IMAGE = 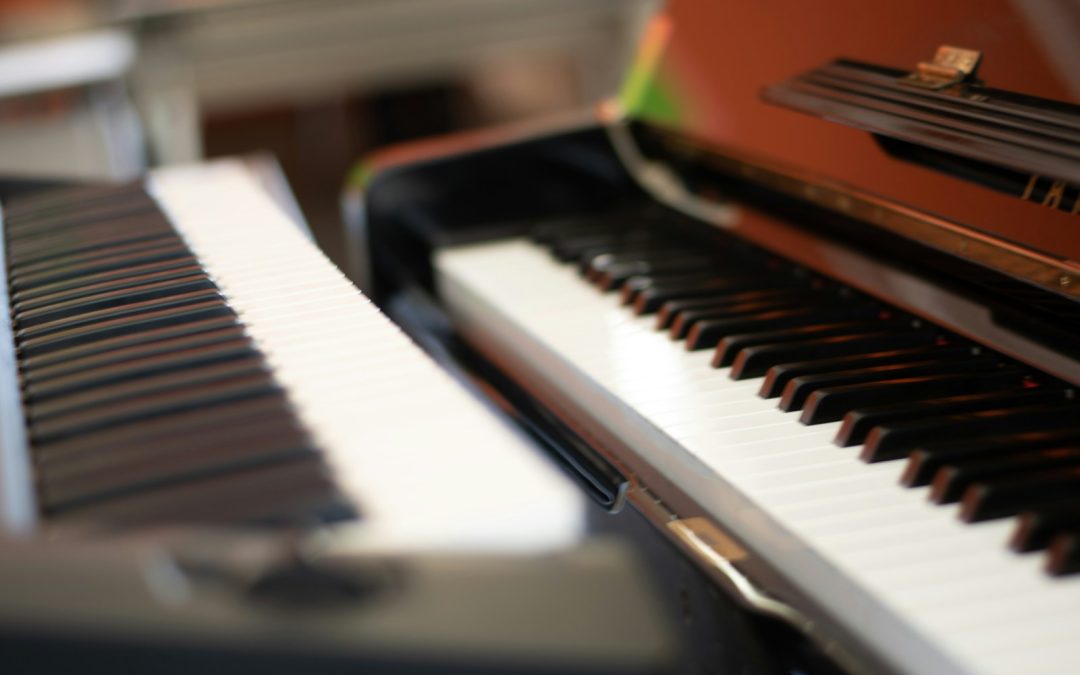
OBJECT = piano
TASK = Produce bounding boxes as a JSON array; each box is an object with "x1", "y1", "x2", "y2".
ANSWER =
[
  {"x1": 0, "y1": 160, "x2": 682, "y2": 672},
  {"x1": 348, "y1": 1, "x2": 1080, "y2": 674}
]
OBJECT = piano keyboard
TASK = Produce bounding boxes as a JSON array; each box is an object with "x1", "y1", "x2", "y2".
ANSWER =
[
  {"x1": 435, "y1": 217, "x2": 1080, "y2": 675},
  {"x1": 4, "y1": 182, "x2": 348, "y2": 527},
  {"x1": 0, "y1": 160, "x2": 584, "y2": 550}
]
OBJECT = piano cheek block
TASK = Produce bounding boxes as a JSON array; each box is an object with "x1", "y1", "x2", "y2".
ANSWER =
[{"x1": 461, "y1": 350, "x2": 630, "y2": 512}]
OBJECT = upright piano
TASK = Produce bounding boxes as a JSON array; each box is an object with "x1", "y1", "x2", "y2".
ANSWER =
[{"x1": 351, "y1": 1, "x2": 1080, "y2": 674}]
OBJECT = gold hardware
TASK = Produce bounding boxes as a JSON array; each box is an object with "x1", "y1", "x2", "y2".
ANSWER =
[
  {"x1": 667, "y1": 517, "x2": 749, "y2": 563},
  {"x1": 1021, "y1": 175, "x2": 1079, "y2": 215},
  {"x1": 1043, "y1": 180, "x2": 1066, "y2": 209},
  {"x1": 1022, "y1": 174, "x2": 1039, "y2": 201},
  {"x1": 901, "y1": 45, "x2": 983, "y2": 90}
]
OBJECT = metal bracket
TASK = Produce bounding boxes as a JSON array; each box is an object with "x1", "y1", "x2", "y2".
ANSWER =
[{"x1": 900, "y1": 45, "x2": 982, "y2": 90}]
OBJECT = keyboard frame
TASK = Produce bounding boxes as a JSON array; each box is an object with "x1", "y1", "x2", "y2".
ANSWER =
[{"x1": 0, "y1": 194, "x2": 41, "y2": 533}]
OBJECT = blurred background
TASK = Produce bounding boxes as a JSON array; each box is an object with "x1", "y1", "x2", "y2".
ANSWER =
[{"x1": 0, "y1": 0, "x2": 655, "y2": 266}]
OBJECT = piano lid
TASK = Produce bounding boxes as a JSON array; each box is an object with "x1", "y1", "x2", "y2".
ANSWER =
[{"x1": 616, "y1": 0, "x2": 1080, "y2": 264}]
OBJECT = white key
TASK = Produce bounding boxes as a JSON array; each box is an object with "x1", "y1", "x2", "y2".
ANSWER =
[{"x1": 148, "y1": 162, "x2": 585, "y2": 553}]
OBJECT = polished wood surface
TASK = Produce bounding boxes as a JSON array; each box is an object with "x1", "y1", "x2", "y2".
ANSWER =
[{"x1": 621, "y1": 0, "x2": 1080, "y2": 261}]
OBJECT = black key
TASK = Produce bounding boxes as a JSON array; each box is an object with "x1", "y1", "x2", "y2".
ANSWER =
[
  {"x1": 14, "y1": 276, "x2": 216, "y2": 329},
  {"x1": 9, "y1": 233, "x2": 170, "y2": 274},
  {"x1": 9, "y1": 251, "x2": 198, "y2": 298},
  {"x1": 548, "y1": 230, "x2": 660, "y2": 262},
  {"x1": 29, "y1": 357, "x2": 268, "y2": 422},
  {"x1": 6, "y1": 208, "x2": 166, "y2": 245},
  {"x1": 581, "y1": 246, "x2": 700, "y2": 277},
  {"x1": 8, "y1": 219, "x2": 173, "y2": 266},
  {"x1": 863, "y1": 403, "x2": 1080, "y2": 463},
  {"x1": 632, "y1": 275, "x2": 779, "y2": 313},
  {"x1": 5, "y1": 192, "x2": 156, "y2": 237},
  {"x1": 1048, "y1": 531, "x2": 1080, "y2": 576},
  {"x1": 757, "y1": 345, "x2": 971, "y2": 397},
  {"x1": 594, "y1": 255, "x2": 718, "y2": 291},
  {"x1": 686, "y1": 304, "x2": 882, "y2": 351},
  {"x1": 40, "y1": 408, "x2": 304, "y2": 481},
  {"x1": 842, "y1": 387, "x2": 1071, "y2": 450},
  {"x1": 620, "y1": 271, "x2": 718, "y2": 306},
  {"x1": 12, "y1": 257, "x2": 196, "y2": 304},
  {"x1": 38, "y1": 404, "x2": 301, "y2": 478},
  {"x1": 35, "y1": 394, "x2": 289, "y2": 465},
  {"x1": 24, "y1": 324, "x2": 247, "y2": 385},
  {"x1": 16, "y1": 288, "x2": 224, "y2": 342},
  {"x1": 9, "y1": 233, "x2": 177, "y2": 275},
  {"x1": 39, "y1": 406, "x2": 296, "y2": 481},
  {"x1": 31, "y1": 372, "x2": 280, "y2": 444},
  {"x1": 929, "y1": 447, "x2": 1080, "y2": 504},
  {"x1": 730, "y1": 330, "x2": 936, "y2": 381},
  {"x1": 25, "y1": 339, "x2": 258, "y2": 402},
  {"x1": 960, "y1": 466, "x2": 1080, "y2": 522},
  {"x1": 41, "y1": 418, "x2": 315, "y2": 513},
  {"x1": 18, "y1": 300, "x2": 234, "y2": 358},
  {"x1": 671, "y1": 296, "x2": 822, "y2": 341},
  {"x1": 670, "y1": 288, "x2": 843, "y2": 338},
  {"x1": 5, "y1": 184, "x2": 147, "y2": 228},
  {"x1": 901, "y1": 424, "x2": 1080, "y2": 487},
  {"x1": 1012, "y1": 499, "x2": 1080, "y2": 552},
  {"x1": 8, "y1": 225, "x2": 173, "y2": 269},
  {"x1": 801, "y1": 369, "x2": 1027, "y2": 425},
  {"x1": 20, "y1": 314, "x2": 238, "y2": 369},
  {"x1": 656, "y1": 288, "x2": 798, "y2": 329},
  {"x1": 12, "y1": 261, "x2": 205, "y2": 308},
  {"x1": 11, "y1": 241, "x2": 190, "y2": 292},
  {"x1": 51, "y1": 456, "x2": 353, "y2": 528},
  {"x1": 779, "y1": 356, "x2": 1002, "y2": 413}
]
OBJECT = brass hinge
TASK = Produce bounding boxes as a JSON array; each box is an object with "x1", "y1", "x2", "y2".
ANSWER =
[{"x1": 901, "y1": 45, "x2": 983, "y2": 90}]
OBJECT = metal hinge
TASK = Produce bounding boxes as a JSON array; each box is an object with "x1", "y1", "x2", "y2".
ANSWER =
[{"x1": 901, "y1": 45, "x2": 983, "y2": 90}]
